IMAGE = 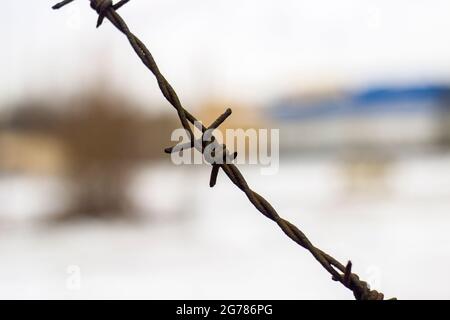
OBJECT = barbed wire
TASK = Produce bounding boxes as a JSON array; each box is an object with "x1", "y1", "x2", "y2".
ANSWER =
[{"x1": 52, "y1": 0, "x2": 395, "y2": 300}]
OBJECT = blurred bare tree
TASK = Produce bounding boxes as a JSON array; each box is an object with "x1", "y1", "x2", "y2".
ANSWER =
[{"x1": 1, "y1": 90, "x2": 177, "y2": 221}]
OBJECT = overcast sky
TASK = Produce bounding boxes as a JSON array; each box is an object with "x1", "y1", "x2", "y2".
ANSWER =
[{"x1": 2, "y1": 0, "x2": 450, "y2": 111}]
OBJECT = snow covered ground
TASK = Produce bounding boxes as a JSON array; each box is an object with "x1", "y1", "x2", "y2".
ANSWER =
[{"x1": 0, "y1": 154, "x2": 450, "y2": 299}]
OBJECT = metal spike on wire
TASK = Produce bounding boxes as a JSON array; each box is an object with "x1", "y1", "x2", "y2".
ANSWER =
[{"x1": 52, "y1": 0, "x2": 395, "y2": 300}]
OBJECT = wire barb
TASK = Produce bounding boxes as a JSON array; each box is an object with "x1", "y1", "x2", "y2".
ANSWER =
[
  {"x1": 52, "y1": 0, "x2": 76, "y2": 10},
  {"x1": 209, "y1": 165, "x2": 220, "y2": 188},
  {"x1": 52, "y1": 1, "x2": 395, "y2": 300},
  {"x1": 53, "y1": 0, "x2": 131, "y2": 28},
  {"x1": 209, "y1": 108, "x2": 232, "y2": 129},
  {"x1": 343, "y1": 261, "x2": 353, "y2": 287}
]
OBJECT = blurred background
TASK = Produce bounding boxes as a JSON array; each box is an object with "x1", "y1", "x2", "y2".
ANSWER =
[{"x1": 1, "y1": 0, "x2": 450, "y2": 299}]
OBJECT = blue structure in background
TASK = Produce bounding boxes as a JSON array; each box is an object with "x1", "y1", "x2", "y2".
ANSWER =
[{"x1": 269, "y1": 84, "x2": 450, "y2": 122}]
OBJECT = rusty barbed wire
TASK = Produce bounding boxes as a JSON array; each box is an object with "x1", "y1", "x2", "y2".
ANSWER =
[{"x1": 52, "y1": 0, "x2": 394, "y2": 300}]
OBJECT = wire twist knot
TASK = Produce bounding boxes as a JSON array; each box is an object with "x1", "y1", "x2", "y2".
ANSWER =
[
  {"x1": 164, "y1": 108, "x2": 238, "y2": 188},
  {"x1": 53, "y1": 0, "x2": 130, "y2": 27},
  {"x1": 352, "y1": 276, "x2": 385, "y2": 300}
]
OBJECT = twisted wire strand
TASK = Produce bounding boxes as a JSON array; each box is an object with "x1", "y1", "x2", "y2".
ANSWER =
[{"x1": 52, "y1": 0, "x2": 394, "y2": 300}]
